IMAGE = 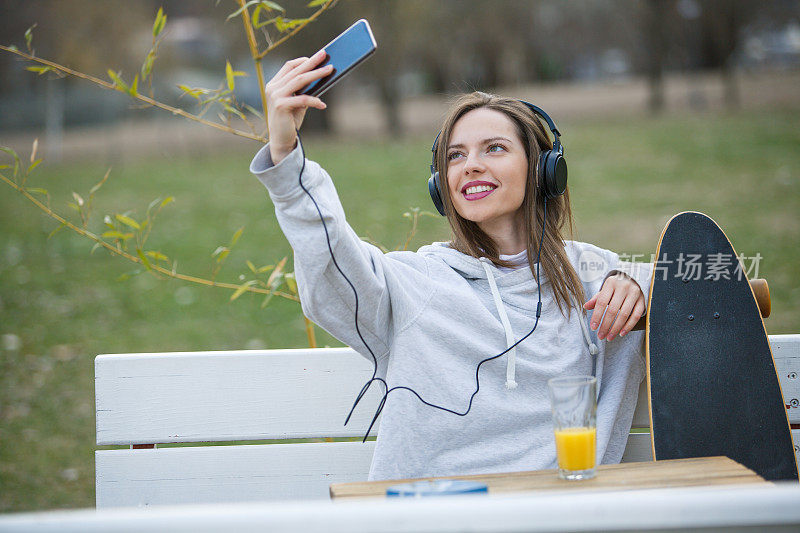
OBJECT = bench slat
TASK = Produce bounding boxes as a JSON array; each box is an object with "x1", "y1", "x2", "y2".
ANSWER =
[
  {"x1": 95, "y1": 348, "x2": 384, "y2": 444},
  {"x1": 96, "y1": 441, "x2": 375, "y2": 507},
  {"x1": 95, "y1": 430, "x2": 800, "y2": 508}
]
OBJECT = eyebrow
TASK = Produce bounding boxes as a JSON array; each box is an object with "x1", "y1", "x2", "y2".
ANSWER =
[{"x1": 446, "y1": 136, "x2": 513, "y2": 151}]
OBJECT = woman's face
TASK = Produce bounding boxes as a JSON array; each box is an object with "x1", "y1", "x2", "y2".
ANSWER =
[{"x1": 445, "y1": 107, "x2": 529, "y2": 232}]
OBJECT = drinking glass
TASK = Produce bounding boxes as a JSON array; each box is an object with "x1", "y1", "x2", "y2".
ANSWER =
[{"x1": 547, "y1": 375, "x2": 597, "y2": 480}]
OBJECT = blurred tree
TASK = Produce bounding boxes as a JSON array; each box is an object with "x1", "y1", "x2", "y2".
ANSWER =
[
  {"x1": 643, "y1": 0, "x2": 675, "y2": 113},
  {"x1": 697, "y1": 0, "x2": 755, "y2": 109}
]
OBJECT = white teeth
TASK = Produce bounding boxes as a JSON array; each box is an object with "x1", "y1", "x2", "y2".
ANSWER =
[{"x1": 464, "y1": 185, "x2": 496, "y2": 195}]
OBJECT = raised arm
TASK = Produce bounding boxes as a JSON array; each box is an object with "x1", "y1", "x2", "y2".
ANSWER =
[{"x1": 250, "y1": 54, "x2": 430, "y2": 361}]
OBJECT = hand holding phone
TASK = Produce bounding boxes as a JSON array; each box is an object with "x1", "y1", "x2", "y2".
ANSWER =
[{"x1": 263, "y1": 20, "x2": 376, "y2": 163}]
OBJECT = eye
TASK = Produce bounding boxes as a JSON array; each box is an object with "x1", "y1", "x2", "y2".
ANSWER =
[
  {"x1": 447, "y1": 151, "x2": 463, "y2": 161},
  {"x1": 488, "y1": 143, "x2": 506, "y2": 153}
]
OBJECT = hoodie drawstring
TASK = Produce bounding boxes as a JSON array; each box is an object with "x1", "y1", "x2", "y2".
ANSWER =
[
  {"x1": 480, "y1": 258, "x2": 600, "y2": 391},
  {"x1": 578, "y1": 303, "x2": 600, "y2": 357},
  {"x1": 480, "y1": 258, "x2": 518, "y2": 389}
]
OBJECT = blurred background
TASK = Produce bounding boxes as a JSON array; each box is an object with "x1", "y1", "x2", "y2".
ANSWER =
[{"x1": 1, "y1": 0, "x2": 799, "y2": 512}]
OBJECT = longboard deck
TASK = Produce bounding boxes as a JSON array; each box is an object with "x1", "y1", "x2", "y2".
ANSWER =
[{"x1": 646, "y1": 211, "x2": 798, "y2": 481}]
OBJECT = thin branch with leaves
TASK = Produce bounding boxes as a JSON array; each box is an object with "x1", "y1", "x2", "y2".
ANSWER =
[{"x1": 0, "y1": 1, "x2": 424, "y2": 349}]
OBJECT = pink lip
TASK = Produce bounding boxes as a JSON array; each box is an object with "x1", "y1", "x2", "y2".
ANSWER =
[{"x1": 461, "y1": 180, "x2": 497, "y2": 201}]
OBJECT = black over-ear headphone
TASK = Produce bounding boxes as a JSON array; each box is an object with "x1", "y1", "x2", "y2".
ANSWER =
[{"x1": 427, "y1": 100, "x2": 567, "y2": 217}]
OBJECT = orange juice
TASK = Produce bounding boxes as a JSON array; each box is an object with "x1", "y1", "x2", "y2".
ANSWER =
[{"x1": 554, "y1": 427, "x2": 596, "y2": 470}]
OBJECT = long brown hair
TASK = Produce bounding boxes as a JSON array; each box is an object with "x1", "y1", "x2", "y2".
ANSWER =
[{"x1": 434, "y1": 92, "x2": 585, "y2": 315}]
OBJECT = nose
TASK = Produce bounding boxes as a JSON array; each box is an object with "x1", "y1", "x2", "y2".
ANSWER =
[{"x1": 463, "y1": 152, "x2": 484, "y2": 175}]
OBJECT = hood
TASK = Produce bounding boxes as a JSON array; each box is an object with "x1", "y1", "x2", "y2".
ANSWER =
[
  {"x1": 417, "y1": 242, "x2": 550, "y2": 285},
  {"x1": 416, "y1": 241, "x2": 598, "y2": 389}
]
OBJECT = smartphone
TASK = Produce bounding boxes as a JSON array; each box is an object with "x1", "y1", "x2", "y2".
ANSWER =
[{"x1": 298, "y1": 19, "x2": 377, "y2": 97}]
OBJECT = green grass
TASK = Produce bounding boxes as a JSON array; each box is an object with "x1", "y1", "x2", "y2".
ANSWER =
[{"x1": 1, "y1": 108, "x2": 799, "y2": 512}]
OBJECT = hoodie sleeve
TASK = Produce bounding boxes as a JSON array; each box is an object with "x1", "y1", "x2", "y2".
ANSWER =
[{"x1": 249, "y1": 142, "x2": 428, "y2": 360}]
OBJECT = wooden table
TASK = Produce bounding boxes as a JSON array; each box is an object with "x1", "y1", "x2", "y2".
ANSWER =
[{"x1": 330, "y1": 456, "x2": 767, "y2": 499}]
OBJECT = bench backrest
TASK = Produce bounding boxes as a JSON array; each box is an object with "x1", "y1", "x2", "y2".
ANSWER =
[{"x1": 95, "y1": 334, "x2": 800, "y2": 508}]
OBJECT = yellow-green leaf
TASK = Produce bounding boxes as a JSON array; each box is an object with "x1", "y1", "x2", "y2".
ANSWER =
[
  {"x1": 243, "y1": 104, "x2": 263, "y2": 119},
  {"x1": 25, "y1": 187, "x2": 48, "y2": 196},
  {"x1": 102, "y1": 230, "x2": 134, "y2": 240},
  {"x1": 153, "y1": 7, "x2": 167, "y2": 37},
  {"x1": 24, "y1": 24, "x2": 36, "y2": 51},
  {"x1": 284, "y1": 272, "x2": 297, "y2": 294},
  {"x1": 115, "y1": 214, "x2": 141, "y2": 230},
  {"x1": 129, "y1": 74, "x2": 139, "y2": 97},
  {"x1": 90, "y1": 168, "x2": 112, "y2": 196},
  {"x1": 261, "y1": 1, "x2": 285, "y2": 11},
  {"x1": 160, "y1": 196, "x2": 174, "y2": 208},
  {"x1": 257, "y1": 264, "x2": 274, "y2": 274},
  {"x1": 28, "y1": 159, "x2": 42, "y2": 172},
  {"x1": 227, "y1": 0, "x2": 261, "y2": 21},
  {"x1": 252, "y1": 8, "x2": 279, "y2": 29},
  {"x1": 212, "y1": 246, "x2": 230, "y2": 263},
  {"x1": 107, "y1": 70, "x2": 129, "y2": 92},
  {"x1": 267, "y1": 256, "x2": 287, "y2": 287},
  {"x1": 25, "y1": 66, "x2": 53, "y2": 75},
  {"x1": 141, "y1": 51, "x2": 156, "y2": 78},
  {"x1": 307, "y1": 0, "x2": 327, "y2": 7},
  {"x1": 136, "y1": 248, "x2": 153, "y2": 271},
  {"x1": 274, "y1": 16, "x2": 306, "y2": 32},
  {"x1": 231, "y1": 226, "x2": 244, "y2": 246},
  {"x1": 230, "y1": 280, "x2": 257, "y2": 301},
  {"x1": 222, "y1": 102, "x2": 245, "y2": 119},
  {"x1": 146, "y1": 250, "x2": 168, "y2": 261},
  {"x1": 226, "y1": 61, "x2": 235, "y2": 91},
  {"x1": 48, "y1": 222, "x2": 66, "y2": 240},
  {"x1": 246, "y1": 260, "x2": 257, "y2": 273}
]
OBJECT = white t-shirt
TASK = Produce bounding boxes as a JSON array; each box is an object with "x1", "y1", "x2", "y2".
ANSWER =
[{"x1": 497, "y1": 249, "x2": 529, "y2": 273}]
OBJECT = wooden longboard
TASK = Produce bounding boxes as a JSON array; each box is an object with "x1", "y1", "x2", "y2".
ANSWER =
[{"x1": 646, "y1": 211, "x2": 798, "y2": 481}]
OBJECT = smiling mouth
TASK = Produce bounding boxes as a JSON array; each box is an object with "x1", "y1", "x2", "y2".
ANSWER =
[{"x1": 462, "y1": 182, "x2": 497, "y2": 201}]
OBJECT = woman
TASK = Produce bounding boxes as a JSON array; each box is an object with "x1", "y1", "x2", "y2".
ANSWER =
[{"x1": 250, "y1": 50, "x2": 651, "y2": 480}]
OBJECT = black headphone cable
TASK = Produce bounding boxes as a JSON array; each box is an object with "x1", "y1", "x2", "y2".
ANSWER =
[{"x1": 295, "y1": 130, "x2": 548, "y2": 442}]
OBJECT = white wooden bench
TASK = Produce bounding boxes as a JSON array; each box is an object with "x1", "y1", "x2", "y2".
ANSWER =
[{"x1": 94, "y1": 334, "x2": 800, "y2": 508}]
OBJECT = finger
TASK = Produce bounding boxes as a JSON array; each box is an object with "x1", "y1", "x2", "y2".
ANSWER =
[
  {"x1": 606, "y1": 289, "x2": 639, "y2": 340},
  {"x1": 589, "y1": 282, "x2": 614, "y2": 331},
  {"x1": 272, "y1": 57, "x2": 310, "y2": 84},
  {"x1": 283, "y1": 64, "x2": 334, "y2": 95},
  {"x1": 583, "y1": 294, "x2": 597, "y2": 310},
  {"x1": 619, "y1": 299, "x2": 646, "y2": 337},
  {"x1": 281, "y1": 94, "x2": 327, "y2": 111},
  {"x1": 597, "y1": 289, "x2": 626, "y2": 340}
]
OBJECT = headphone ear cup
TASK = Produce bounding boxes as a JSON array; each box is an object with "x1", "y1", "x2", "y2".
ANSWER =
[
  {"x1": 538, "y1": 150, "x2": 568, "y2": 199},
  {"x1": 428, "y1": 171, "x2": 446, "y2": 216}
]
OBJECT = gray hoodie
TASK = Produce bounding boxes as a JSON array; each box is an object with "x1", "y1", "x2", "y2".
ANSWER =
[{"x1": 250, "y1": 142, "x2": 652, "y2": 481}]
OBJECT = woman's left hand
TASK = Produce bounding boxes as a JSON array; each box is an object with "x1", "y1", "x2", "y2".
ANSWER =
[{"x1": 583, "y1": 273, "x2": 645, "y2": 341}]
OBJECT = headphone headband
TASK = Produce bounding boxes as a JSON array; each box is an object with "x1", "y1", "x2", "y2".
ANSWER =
[
  {"x1": 427, "y1": 99, "x2": 568, "y2": 216},
  {"x1": 519, "y1": 101, "x2": 562, "y2": 153}
]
